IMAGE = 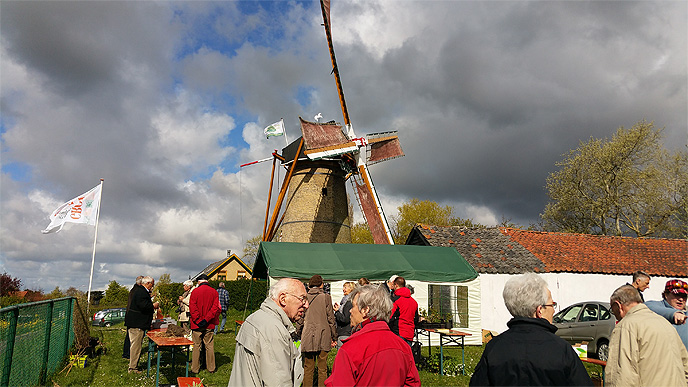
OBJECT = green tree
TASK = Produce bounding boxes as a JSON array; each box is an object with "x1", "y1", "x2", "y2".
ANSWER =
[
  {"x1": 101, "y1": 280, "x2": 129, "y2": 307},
  {"x1": 351, "y1": 222, "x2": 374, "y2": 244},
  {"x1": 389, "y1": 198, "x2": 484, "y2": 244},
  {"x1": 46, "y1": 286, "x2": 65, "y2": 299},
  {"x1": 242, "y1": 235, "x2": 262, "y2": 267},
  {"x1": 542, "y1": 120, "x2": 688, "y2": 237}
]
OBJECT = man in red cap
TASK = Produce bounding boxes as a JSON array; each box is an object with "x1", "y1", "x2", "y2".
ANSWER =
[{"x1": 646, "y1": 279, "x2": 688, "y2": 350}]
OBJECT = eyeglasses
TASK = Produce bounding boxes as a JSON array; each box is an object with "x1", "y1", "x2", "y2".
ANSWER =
[
  {"x1": 286, "y1": 293, "x2": 309, "y2": 304},
  {"x1": 542, "y1": 302, "x2": 557, "y2": 308}
]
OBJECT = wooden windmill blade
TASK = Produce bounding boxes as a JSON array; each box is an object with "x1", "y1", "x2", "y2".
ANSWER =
[
  {"x1": 366, "y1": 132, "x2": 405, "y2": 165},
  {"x1": 318, "y1": 0, "x2": 398, "y2": 244}
]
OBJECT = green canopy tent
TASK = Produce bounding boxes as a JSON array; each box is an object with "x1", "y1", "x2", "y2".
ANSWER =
[
  {"x1": 251, "y1": 242, "x2": 483, "y2": 345},
  {"x1": 252, "y1": 242, "x2": 478, "y2": 282}
]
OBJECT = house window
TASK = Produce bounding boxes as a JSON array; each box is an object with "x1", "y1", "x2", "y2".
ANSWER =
[
  {"x1": 428, "y1": 284, "x2": 470, "y2": 328},
  {"x1": 217, "y1": 275, "x2": 226, "y2": 281},
  {"x1": 237, "y1": 271, "x2": 247, "y2": 279}
]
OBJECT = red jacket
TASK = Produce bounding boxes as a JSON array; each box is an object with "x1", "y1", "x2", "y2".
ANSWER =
[
  {"x1": 389, "y1": 287, "x2": 419, "y2": 341},
  {"x1": 325, "y1": 320, "x2": 420, "y2": 387},
  {"x1": 189, "y1": 282, "x2": 221, "y2": 330}
]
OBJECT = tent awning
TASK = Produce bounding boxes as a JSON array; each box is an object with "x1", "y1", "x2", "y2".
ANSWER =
[{"x1": 253, "y1": 242, "x2": 478, "y2": 283}]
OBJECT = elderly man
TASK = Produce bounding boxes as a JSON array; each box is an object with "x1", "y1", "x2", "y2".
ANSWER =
[
  {"x1": 606, "y1": 284, "x2": 688, "y2": 386},
  {"x1": 646, "y1": 279, "x2": 688, "y2": 350},
  {"x1": 190, "y1": 274, "x2": 221, "y2": 374},
  {"x1": 325, "y1": 285, "x2": 420, "y2": 386},
  {"x1": 124, "y1": 276, "x2": 158, "y2": 373},
  {"x1": 228, "y1": 278, "x2": 308, "y2": 387},
  {"x1": 470, "y1": 273, "x2": 591, "y2": 386},
  {"x1": 627, "y1": 270, "x2": 650, "y2": 302}
]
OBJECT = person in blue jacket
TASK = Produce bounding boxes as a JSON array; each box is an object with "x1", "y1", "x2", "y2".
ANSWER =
[{"x1": 646, "y1": 279, "x2": 687, "y2": 350}]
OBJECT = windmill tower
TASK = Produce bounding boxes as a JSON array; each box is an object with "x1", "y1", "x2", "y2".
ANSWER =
[{"x1": 259, "y1": 0, "x2": 404, "y2": 244}]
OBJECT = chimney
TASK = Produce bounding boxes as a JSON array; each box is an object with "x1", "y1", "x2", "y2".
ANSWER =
[{"x1": 227, "y1": 249, "x2": 231, "y2": 258}]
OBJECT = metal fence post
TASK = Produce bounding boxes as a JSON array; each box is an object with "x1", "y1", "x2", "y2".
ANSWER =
[
  {"x1": 63, "y1": 299, "x2": 73, "y2": 358},
  {"x1": 38, "y1": 301, "x2": 54, "y2": 385},
  {"x1": 2, "y1": 308, "x2": 19, "y2": 387}
]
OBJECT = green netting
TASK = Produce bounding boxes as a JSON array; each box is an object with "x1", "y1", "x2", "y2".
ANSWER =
[{"x1": 0, "y1": 298, "x2": 76, "y2": 387}]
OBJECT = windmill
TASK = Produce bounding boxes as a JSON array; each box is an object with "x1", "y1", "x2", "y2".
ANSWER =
[{"x1": 258, "y1": 0, "x2": 404, "y2": 244}]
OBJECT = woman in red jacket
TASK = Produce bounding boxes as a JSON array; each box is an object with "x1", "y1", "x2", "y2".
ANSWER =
[{"x1": 325, "y1": 285, "x2": 420, "y2": 387}]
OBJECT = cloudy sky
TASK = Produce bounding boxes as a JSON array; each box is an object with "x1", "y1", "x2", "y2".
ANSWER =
[{"x1": 1, "y1": 1, "x2": 686, "y2": 292}]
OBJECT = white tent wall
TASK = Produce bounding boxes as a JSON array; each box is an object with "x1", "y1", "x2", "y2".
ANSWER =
[
  {"x1": 480, "y1": 273, "x2": 684, "y2": 334},
  {"x1": 322, "y1": 278, "x2": 483, "y2": 346}
]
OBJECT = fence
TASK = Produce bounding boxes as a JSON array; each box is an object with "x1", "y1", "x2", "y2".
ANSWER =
[{"x1": 0, "y1": 297, "x2": 80, "y2": 387}]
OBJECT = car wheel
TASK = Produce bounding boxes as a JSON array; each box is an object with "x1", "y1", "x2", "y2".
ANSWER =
[
  {"x1": 105, "y1": 322, "x2": 111, "y2": 327},
  {"x1": 596, "y1": 340, "x2": 609, "y2": 361}
]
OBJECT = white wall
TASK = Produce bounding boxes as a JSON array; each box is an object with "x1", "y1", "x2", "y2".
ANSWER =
[{"x1": 480, "y1": 273, "x2": 687, "y2": 333}]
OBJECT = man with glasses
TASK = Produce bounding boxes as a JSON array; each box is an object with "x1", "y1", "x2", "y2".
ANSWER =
[
  {"x1": 471, "y1": 273, "x2": 591, "y2": 386},
  {"x1": 229, "y1": 278, "x2": 309, "y2": 387},
  {"x1": 606, "y1": 284, "x2": 688, "y2": 386}
]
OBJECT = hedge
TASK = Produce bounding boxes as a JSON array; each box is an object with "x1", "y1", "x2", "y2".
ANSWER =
[{"x1": 156, "y1": 278, "x2": 268, "y2": 317}]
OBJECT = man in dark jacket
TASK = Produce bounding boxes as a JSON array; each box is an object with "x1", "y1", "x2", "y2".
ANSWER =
[
  {"x1": 296, "y1": 274, "x2": 336, "y2": 387},
  {"x1": 470, "y1": 273, "x2": 592, "y2": 386},
  {"x1": 389, "y1": 276, "x2": 419, "y2": 345},
  {"x1": 124, "y1": 275, "x2": 158, "y2": 373},
  {"x1": 189, "y1": 274, "x2": 221, "y2": 373}
]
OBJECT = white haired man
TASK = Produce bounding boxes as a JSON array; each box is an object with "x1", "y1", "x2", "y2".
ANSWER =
[
  {"x1": 470, "y1": 273, "x2": 591, "y2": 386},
  {"x1": 124, "y1": 276, "x2": 158, "y2": 373},
  {"x1": 228, "y1": 278, "x2": 309, "y2": 387},
  {"x1": 325, "y1": 285, "x2": 420, "y2": 386},
  {"x1": 606, "y1": 284, "x2": 688, "y2": 386}
]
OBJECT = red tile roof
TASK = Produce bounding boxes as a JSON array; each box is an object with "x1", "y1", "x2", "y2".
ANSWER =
[
  {"x1": 500, "y1": 228, "x2": 688, "y2": 277},
  {"x1": 406, "y1": 224, "x2": 687, "y2": 276}
]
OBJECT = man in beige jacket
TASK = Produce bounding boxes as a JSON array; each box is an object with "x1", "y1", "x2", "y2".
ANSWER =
[{"x1": 606, "y1": 284, "x2": 688, "y2": 387}]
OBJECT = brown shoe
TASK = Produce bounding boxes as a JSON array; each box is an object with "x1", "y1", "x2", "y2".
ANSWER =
[{"x1": 128, "y1": 368, "x2": 141, "y2": 374}]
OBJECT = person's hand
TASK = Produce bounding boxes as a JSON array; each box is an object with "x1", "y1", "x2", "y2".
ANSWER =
[
  {"x1": 153, "y1": 302, "x2": 160, "y2": 309},
  {"x1": 198, "y1": 319, "x2": 208, "y2": 328},
  {"x1": 333, "y1": 303, "x2": 340, "y2": 311},
  {"x1": 674, "y1": 311, "x2": 686, "y2": 325},
  {"x1": 331, "y1": 340, "x2": 336, "y2": 348}
]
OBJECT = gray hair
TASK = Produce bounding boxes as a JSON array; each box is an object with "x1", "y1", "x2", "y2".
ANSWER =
[
  {"x1": 503, "y1": 273, "x2": 549, "y2": 318},
  {"x1": 349, "y1": 285, "x2": 393, "y2": 322},
  {"x1": 632, "y1": 270, "x2": 650, "y2": 282},
  {"x1": 135, "y1": 276, "x2": 144, "y2": 285},
  {"x1": 269, "y1": 278, "x2": 303, "y2": 300},
  {"x1": 141, "y1": 276, "x2": 154, "y2": 285},
  {"x1": 610, "y1": 284, "x2": 642, "y2": 306},
  {"x1": 183, "y1": 280, "x2": 193, "y2": 287}
]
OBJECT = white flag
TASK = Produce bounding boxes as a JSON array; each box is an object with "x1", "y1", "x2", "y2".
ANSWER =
[
  {"x1": 42, "y1": 183, "x2": 102, "y2": 234},
  {"x1": 264, "y1": 119, "x2": 285, "y2": 138}
]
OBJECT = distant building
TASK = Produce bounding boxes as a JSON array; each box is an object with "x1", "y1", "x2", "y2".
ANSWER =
[
  {"x1": 406, "y1": 225, "x2": 688, "y2": 333},
  {"x1": 192, "y1": 250, "x2": 253, "y2": 281}
]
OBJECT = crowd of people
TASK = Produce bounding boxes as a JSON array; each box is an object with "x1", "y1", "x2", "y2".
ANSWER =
[{"x1": 121, "y1": 270, "x2": 688, "y2": 386}]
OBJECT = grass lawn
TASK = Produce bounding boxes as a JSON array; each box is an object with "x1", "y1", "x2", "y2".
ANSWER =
[{"x1": 51, "y1": 309, "x2": 604, "y2": 387}]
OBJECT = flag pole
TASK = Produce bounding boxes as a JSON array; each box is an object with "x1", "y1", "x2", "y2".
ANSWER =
[{"x1": 86, "y1": 179, "x2": 104, "y2": 315}]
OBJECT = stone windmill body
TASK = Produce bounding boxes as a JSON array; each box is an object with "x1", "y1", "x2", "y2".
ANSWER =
[{"x1": 259, "y1": 0, "x2": 404, "y2": 244}]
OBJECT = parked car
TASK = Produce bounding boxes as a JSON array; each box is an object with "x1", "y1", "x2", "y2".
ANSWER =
[
  {"x1": 92, "y1": 308, "x2": 126, "y2": 327},
  {"x1": 552, "y1": 301, "x2": 616, "y2": 361}
]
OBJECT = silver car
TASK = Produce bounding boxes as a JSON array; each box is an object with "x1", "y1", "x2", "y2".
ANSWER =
[{"x1": 552, "y1": 301, "x2": 616, "y2": 361}]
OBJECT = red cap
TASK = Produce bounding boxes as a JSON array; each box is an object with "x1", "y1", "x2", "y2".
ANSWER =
[{"x1": 664, "y1": 279, "x2": 688, "y2": 295}]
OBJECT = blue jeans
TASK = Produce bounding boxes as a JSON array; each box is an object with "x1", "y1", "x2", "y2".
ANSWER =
[{"x1": 215, "y1": 310, "x2": 227, "y2": 333}]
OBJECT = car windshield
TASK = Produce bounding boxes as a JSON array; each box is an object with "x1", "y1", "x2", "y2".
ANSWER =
[{"x1": 554, "y1": 305, "x2": 582, "y2": 323}]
